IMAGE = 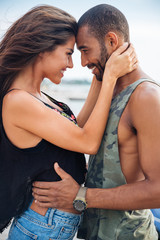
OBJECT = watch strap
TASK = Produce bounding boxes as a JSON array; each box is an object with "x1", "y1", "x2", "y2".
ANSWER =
[{"x1": 76, "y1": 186, "x2": 87, "y2": 199}]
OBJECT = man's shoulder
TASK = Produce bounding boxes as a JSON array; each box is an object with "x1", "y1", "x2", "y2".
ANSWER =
[
  {"x1": 128, "y1": 80, "x2": 160, "y2": 125},
  {"x1": 130, "y1": 80, "x2": 160, "y2": 106}
]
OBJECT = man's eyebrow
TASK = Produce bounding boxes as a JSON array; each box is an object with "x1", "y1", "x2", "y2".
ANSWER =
[
  {"x1": 77, "y1": 45, "x2": 88, "y2": 50},
  {"x1": 67, "y1": 48, "x2": 74, "y2": 53}
]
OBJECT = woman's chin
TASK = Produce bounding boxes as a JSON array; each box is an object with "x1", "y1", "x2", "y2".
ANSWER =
[{"x1": 51, "y1": 78, "x2": 62, "y2": 85}]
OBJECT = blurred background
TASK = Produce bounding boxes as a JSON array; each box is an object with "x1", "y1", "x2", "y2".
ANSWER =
[{"x1": 0, "y1": 0, "x2": 160, "y2": 239}]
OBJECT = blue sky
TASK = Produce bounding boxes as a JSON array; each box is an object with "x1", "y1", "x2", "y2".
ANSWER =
[{"x1": 0, "y1": 0, "x2": 160, "y2": 81}]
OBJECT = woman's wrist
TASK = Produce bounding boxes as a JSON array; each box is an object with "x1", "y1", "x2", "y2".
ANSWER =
[{"x1": 102, "y1": 74, "x2": 117, "y2": 88}]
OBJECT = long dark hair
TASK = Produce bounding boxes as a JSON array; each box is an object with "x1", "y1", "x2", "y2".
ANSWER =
[{"x1": 0, "y1": 5, "x2": 77, "y2": 99}]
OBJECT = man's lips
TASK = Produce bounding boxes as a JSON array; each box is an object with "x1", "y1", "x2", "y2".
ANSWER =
[{"x1": 87, "y1": 64, "x2": 97, "y2": 74}]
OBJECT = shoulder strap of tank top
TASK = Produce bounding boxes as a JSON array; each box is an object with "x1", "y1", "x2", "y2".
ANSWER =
[
  {"x1": 6, "y1": 88, "x2": 20, "y2": 94},
  {"x1": 0, "y1": 88, "x2": 60, "y2": 111},
  {"x1": 111, "y1": 78, "x2": 158, "y2": 111}
]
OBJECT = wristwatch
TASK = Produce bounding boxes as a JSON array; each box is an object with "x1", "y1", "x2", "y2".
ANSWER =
[{"x1": 73, "y1": 186, "x2": 88, "y2": 212}]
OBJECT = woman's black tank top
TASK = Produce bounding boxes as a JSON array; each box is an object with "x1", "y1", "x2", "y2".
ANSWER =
[{"x1": 0, "y1": 90, "x2": 86, "y2": 232}]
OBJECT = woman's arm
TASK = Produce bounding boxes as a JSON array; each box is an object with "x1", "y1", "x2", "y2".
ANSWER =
[
  {"x1": 77, "y1": 76, "x2": 102, "y2": 127},
  {"x1": 4, "y1": 44, "x2": 137, "y2": 154}
]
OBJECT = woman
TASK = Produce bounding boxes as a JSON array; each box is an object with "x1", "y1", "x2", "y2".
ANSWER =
[{"x1": 0, "y1": 5, "x2": 137, "y2": 240}]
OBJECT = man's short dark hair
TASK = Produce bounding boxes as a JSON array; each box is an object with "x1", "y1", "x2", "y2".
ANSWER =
[{"x1": 78, "y1": 4, "x2": 129, "y2": 42}]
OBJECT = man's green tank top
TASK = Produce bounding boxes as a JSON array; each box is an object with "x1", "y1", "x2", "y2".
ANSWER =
[{"x1": 78, "y1": 79, "x2": 158, "y2": 240}]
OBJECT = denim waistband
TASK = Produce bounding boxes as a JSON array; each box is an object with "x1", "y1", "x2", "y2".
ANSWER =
[{"x1": 22, "y1": 206, "x2": 81, "y2": 227}]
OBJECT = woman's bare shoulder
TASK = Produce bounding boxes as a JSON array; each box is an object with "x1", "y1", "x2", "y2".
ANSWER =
[{"x1": 3, "y1": 89, "x2": 44, "y2": 112}]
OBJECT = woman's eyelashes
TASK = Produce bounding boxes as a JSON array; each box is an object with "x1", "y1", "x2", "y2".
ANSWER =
[{"x1": 67, "y1": 51, "x2": 73, "y2": 56}]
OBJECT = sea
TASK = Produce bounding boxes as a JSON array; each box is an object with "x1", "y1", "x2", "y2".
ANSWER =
[
  {"x1": 1, "y1": 79, "x2": 90, "y2": 240},
  {"x1": 41, "y1": 78, "x2": 91, "y2": 116}
]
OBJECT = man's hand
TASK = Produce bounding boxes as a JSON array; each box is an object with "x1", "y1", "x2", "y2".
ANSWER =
[{"x1": 32, "y1": 162, "x2": 80, "y2": 209}]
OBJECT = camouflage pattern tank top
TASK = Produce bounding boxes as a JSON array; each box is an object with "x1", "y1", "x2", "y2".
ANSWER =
[{"x1": 77, "y1": 79, "x2": 158, "y2": 240}]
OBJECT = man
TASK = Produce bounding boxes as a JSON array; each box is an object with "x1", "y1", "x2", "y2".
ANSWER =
[{"x1": 32, "y1": 4, "x2": 160, "y2": 239}]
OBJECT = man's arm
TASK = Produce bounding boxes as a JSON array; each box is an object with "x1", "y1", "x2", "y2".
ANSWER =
[{"x1": 33, "y1": 83, "x2": 160, "y2": 210}]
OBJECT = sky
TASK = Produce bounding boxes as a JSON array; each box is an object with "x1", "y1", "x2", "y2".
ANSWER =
[{"x1": 0, "y1": 0, "x2": 160, "y2": 81}]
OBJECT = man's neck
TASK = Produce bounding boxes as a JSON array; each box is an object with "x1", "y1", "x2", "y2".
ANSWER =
[{"x1": 113, "y1": 66, "x2": 152, "y2": 98}]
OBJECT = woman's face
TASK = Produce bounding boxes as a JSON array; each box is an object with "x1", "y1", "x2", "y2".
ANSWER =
[{"x1": 40, "y1": 36, "x2": 75, "y2": 84}]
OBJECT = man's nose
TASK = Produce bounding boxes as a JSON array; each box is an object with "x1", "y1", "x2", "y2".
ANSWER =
[{"x1": 81, "y1": 55, "x2": 89, "y2": 67}]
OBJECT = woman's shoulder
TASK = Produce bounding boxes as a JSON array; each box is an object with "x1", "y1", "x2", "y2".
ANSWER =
[
  {"x1": 3, "y1": 89, "x2": 43, "y2": 111},
  {"x1": 4, "y1": 88, "x2": 28, "y2": 100}
]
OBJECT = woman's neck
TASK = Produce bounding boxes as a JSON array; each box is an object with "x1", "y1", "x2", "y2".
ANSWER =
[{"x1": 10, "y1": 63, "x2": 43, "y2": 94}]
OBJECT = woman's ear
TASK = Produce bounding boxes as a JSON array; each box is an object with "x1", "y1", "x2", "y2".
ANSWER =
[{"x1": 104, "y1": 32, "x2": 119, "y2": 53}]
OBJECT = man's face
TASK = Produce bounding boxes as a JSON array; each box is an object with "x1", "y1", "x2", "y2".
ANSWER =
[{"x1": 76, "y1": 26, "x2": 110, "y2": 81}]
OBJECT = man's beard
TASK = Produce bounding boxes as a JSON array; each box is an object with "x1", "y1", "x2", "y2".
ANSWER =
[
  {"x1": 87, "y1": 44, "x2": 110, "y2": 81},
  {"x1": 95, "y1": 43, "x2": 110, "y2": 81}
]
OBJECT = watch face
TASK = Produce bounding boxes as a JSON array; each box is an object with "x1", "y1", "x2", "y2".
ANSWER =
[{"x1": 73, "y1": 200, "x2": 86, "y2": 212}]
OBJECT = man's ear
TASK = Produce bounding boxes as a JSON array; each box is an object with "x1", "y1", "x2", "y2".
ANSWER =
[{"x1": 104, "y1": 32, "x2": 119, "y2": 53}]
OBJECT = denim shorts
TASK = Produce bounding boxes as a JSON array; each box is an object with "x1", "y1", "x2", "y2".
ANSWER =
[{"x1": 7, "y1": 206, "x2": 81, "y2": 240}]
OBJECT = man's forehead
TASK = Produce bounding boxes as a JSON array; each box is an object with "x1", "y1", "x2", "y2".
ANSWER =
[
  {"x1": 77, "y1": 25, "x2": 89, "y2": 36},
  {"x1": 76, "y1": 26, "x2": 95, "y2": 48},
  {"x1": 77, "y1": 26, "x2": 89, "y2": 42}
]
